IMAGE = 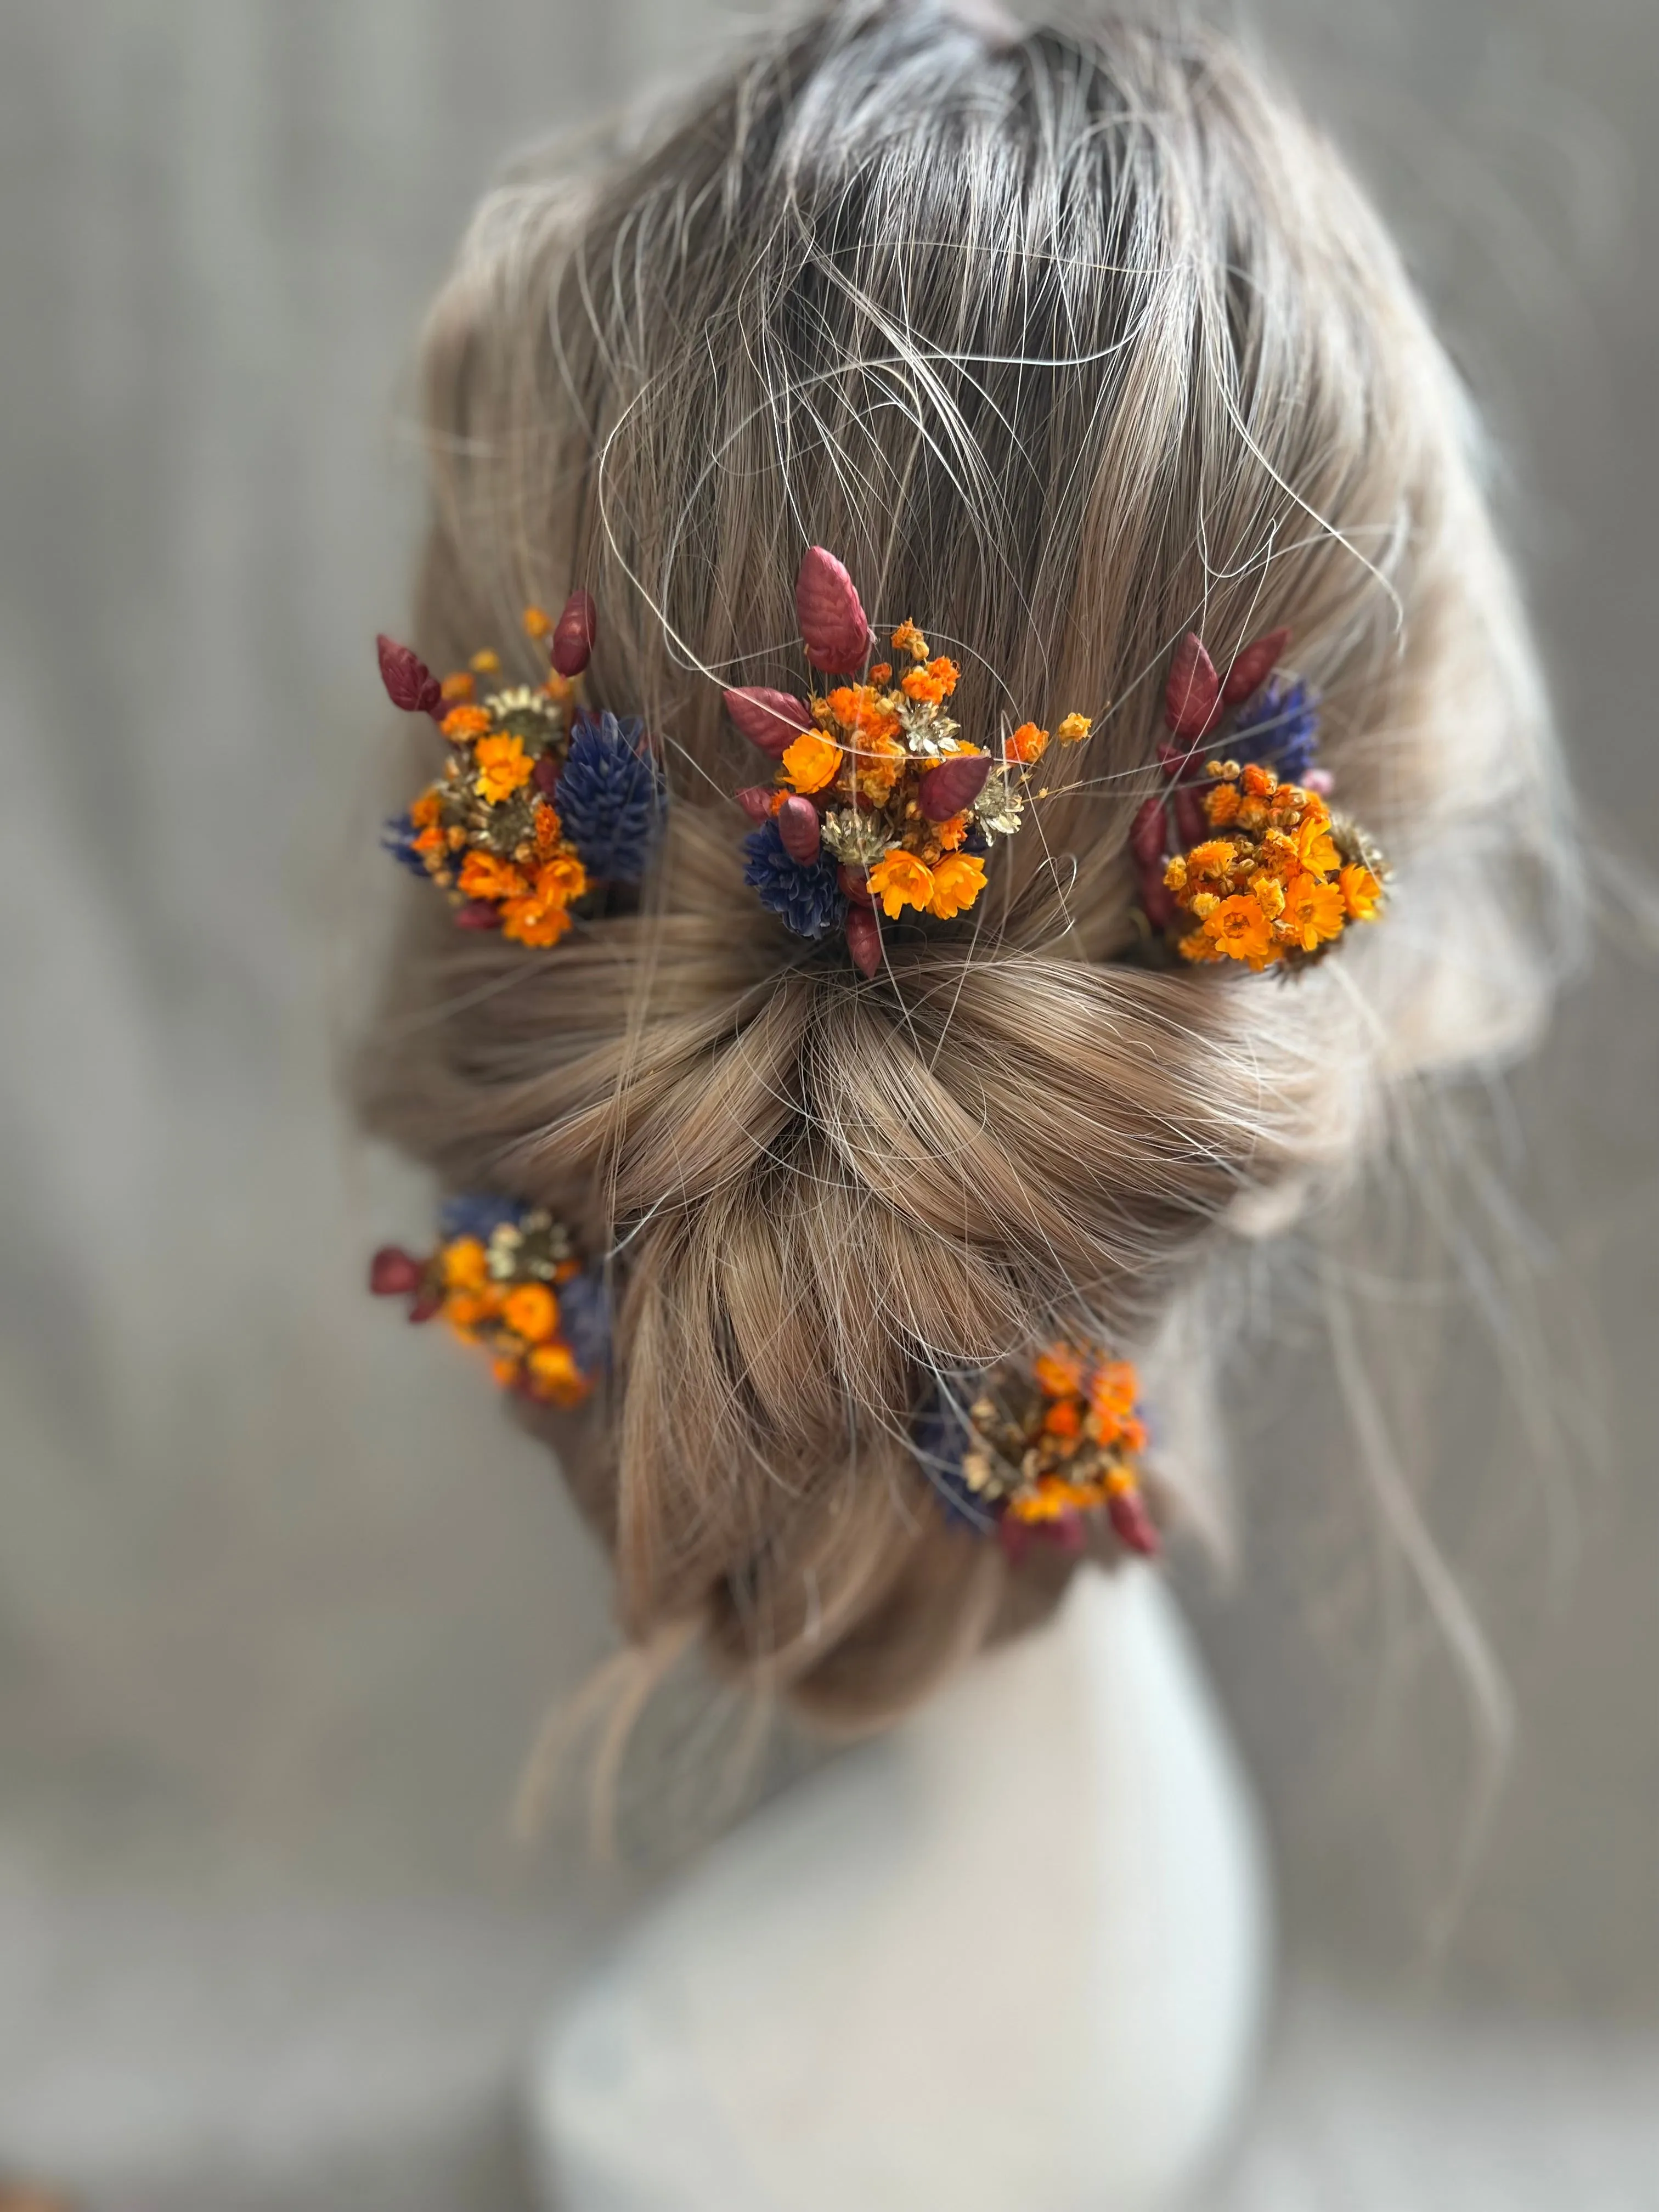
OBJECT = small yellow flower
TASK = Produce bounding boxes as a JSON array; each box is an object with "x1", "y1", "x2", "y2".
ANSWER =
[
  {"x1": 1340, "y1": 862, "x2": 1383, "y2": 921},
  {"x1": 1249, "y1": 871, "x2": 1285, "y2": 919},
  {"x1": 442, "y1": 703, "x2": 493, "y2": 742},
  {"x1": 865, "y1": 849, "x2": 935, "y2": 918},
  {"x1": 470, "y1": 648, "x2": 501, "y2": 674},
  {"x1": 890, "y1": 619, "x2": 929, "y2": 661},
  {"x1": 522, "y1": 606, "x2": 552, "y2": 640},
  {"x1": 1185, "y1": 838, "x2": 1238, "y2": 878},
  {"x1": 1205, "y1": 782, "x2": 1243, "y2": 827},
  {"x1": 503, "y1": 1282, "x2": 558, "y2": 1345},
  {"x1": 781, "y1": 729, "x2": 844, "y2": 795},
  {"x1": 440, "y1": 671, "x2": 476, "y2": 703},
  {"x1": 474, "y1": 732, "x2": 534, "y2": 804},
  {"x1": 1056, "y1": 712, "x2": 1093, "y2": 744},
  {"x1": 926, "y1": 851, "x2": 987, "y2": 919}
]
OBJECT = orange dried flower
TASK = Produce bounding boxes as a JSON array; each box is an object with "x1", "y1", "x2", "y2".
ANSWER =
[
  {"x1": 470, "y1": 648, "x2": 500, "y2": 674},
  {"x1": 1033, "y1": 1346, "x2": 1085, "y2": 1399},
  {"x1": 901, "y1": 655, "x2": 960, "y2": 705},
  {"x1": 442, "y1": 703, "x2": 492, "y2": 742},
  {"x1": 925, "y1": 850, "x2": 987, "y2": 919},
  {"x1": 503, "y1": 1282, "x2": 558, "y2": 1345},
  {"x1": 1205, "y1": 781, "x2": 1242, "y2": 827},
  {"x1": 1185, "y1": 838, "x2": 1238, "y2": 878},
  {"x1": 1056, "y1": 713, "x2": 1092, "y2": 745},
  {"x1": 500, "y1": 890, "x2": 574, "y2": 948},
  {"x1": 522, "y1": 605, "x2": 552, "y2": 640},
  {"x1": 1088, "y1": 1361, "x2": 1138, "y2": 1423},
  {"x1": 1043, "y1": 1397, "x2": 1082, "y2": 1438},
  {"x1": 532, "y1": 853, "x2": 587, "y2": 905},
  {"x1": 867, "y1": 662, "x2": 893, "y2": 685},
  {"x1": 781, "y1": 729, "x2": 844, "y2": 795},
  {"x1": 410, "y1": 788, "x2": 443, "y2": 831},
  {"x1": 1340, "y1": 862, "x2": 1383, "y2": 921},
  {"x1": 533, "y1": 799, "x2": 563, "y2": 856},
  {"x1": 1201, "y1": 893, "x2": 1274, "y2": 964},
  {"x1": 1240, "y1": 761, "x2": 1278, "y2": 799},
  {"x1": 474, "y1": 732, "x2": 534, "y2": 804},
  {"x1": 1289, "y1": 811, "x2": 1340, "y2": 875},
  {"x1": 528, "y1": 1340, "x2": 589, "y2": 1407},
  {"x1": 935, "y1": 810, "x2": 970, "y2": 851},
  {"x1": 866, "y1": 849, "x2": 935, "y2": 918},
  {"x1": 441, "y1": 671, "x2": 476, "y2": 703},
  {"x1": 1006, "y1": 721, "x2": 1049, "y2": 764},
  {"x1": 458, "y1": 851, "x2": 528, "y2": 903},
  {"x1": 1278, "y1": 868, "x2": 1346, "y2": 952},
  {"x1": 890, "y1": 619, "x2": 929, "y2": 661},
  {"x1": 824, "y1": 685, "x2": 901, "y2": 746},
  {"x1": 442, "y1": 1237, "x2": 489, "y2": 1292}
]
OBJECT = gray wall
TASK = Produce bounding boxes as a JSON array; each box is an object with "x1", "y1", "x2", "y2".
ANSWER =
[{"x1": 1, "y1": 0, "x2": 1655, "y2": 2200}]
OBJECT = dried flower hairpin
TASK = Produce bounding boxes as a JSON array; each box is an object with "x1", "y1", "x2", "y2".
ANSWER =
[
  {"x1": 725, "y1": 547, "x2": 1096, "y2": 976},
  {"x1": 916, "y1": 1342, "x2": 1160, "y2": 1559},
  {"x1": 379, "y1": 590, "x2": 665, "y2": 947},
  {"x1": 370, "y1": 1195, "x2": 611, "y2": 1407},
  {"x1": 1131, "y1": 629, "x2": 1387, "y2": 969}
]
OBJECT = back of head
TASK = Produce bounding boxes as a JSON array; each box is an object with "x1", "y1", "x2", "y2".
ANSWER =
[{"x1": 362, "y1": 3, "x2": 1572, "y2": 1731}]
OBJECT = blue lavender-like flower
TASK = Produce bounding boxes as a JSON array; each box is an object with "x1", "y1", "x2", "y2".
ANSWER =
[
  {"x1": 742, "y1": 817, "x2": 847, "y2": 939},
  {"x1": 438, "y1": 1192, "x2": 526, "y2": 1243},
  {"x1": 913, "y1": 1392, "x2": 998, "y2": 1533},
  {"x1": 1229, "y1": 678, "x2": 1321, "y2": 782},
  {"x1": 557, "y1": 711, "x2": 665, "y2": 882},
  {"x1": 381, "y1": 810, "x2": 429, "y2": 877},
  {"x1": 557, "y1": 1269, "x2": 613, "y2": 1378}
]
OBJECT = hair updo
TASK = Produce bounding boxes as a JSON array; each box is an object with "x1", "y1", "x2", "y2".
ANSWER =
[{"x1": 362, "y1": 4, "x2": 1570, "y2": 1733}]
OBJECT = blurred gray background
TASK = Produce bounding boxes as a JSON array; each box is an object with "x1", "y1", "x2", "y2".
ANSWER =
[{"x1": 1, "y1": 2, "x2": 1655, "y2": 2207}]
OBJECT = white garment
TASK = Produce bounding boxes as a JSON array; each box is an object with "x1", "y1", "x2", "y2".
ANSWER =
[{"x1": 528, "y1": 1567, "x2": 1269, "y2": 2212}]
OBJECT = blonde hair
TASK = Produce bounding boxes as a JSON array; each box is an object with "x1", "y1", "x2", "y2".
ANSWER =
[{"x1": 362, "y1": 4, "x2": 1573, "y2": 1734}]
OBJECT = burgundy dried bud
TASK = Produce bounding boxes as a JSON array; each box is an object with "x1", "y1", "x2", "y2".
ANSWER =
[
  {"x1": 550, "y1": 589, "x2": 597, "y2": 678},
  {"x1": 408, "y1": 1290, "x2": 444, "y2": 1325},
  {"x1": 1107, "y1": 1486, "x2": 1161, "y2": 1558},
  {"x1": 455, "y1": 900, "x2": 503, "y2": 930},
  {"x1": 532, "y1": 753, "x2": 561, "y2": 798},
  {"x1": 844, "y1": 905, "x2": 882, "y2": 978},
  {"x1": 1130, "y1": 794, "x2": 1178, "y2": 931},
  {"x1": 1222, "y1": 626, "x2": 1291, "y2": 705},
  {"x1": 837, "y1": 864, "x2": 873, "y2": 908},
  {"x1": 724, "y1": 686, "x2": 814, "y2": 757},
  {"x1": 776, "y1": 794, "x2": 822, "y2": 864},
  {"x1": 368, "y1": 1246, "x2": 423, "y2": 1297},
  {"x1": 795, "y1": 545, "x2": 873, "y2": 673},
  {"x1": 1171, "y1": 785, "x2": 1208, "y2": 849},
  {"x1": 1164, "y1": 633, "x2": 1221, "y2": 740},
  {"x1": 377, "y1": 634, "x2": 442, "y2": 719},
  {"x1": 917, "y1": 750, "x2": 992, "y2": 821},
  {"x1": 736, "y1": 785, "x2": 776, "y2": 823}
]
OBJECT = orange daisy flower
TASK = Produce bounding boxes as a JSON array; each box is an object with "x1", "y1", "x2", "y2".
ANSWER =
[
  {"x1": 503, "y1": 1282, "x2": 558, "y2": 1345},
  {"x1": 781, "y1": 729, "x2": 844, "y2": 795},
  {"x1": 458, "y1": 851, "x2": 528, "y2": 903},
  {"x1": 500, "y1": 890, "x2": 574, "y2": 948},
  {"x1": 925, "y1": 850, "x2": 987, "y2": 919},
  {"x1": 865, "y1": 849, "x2": 935, "y2": 918},
  {"x1": 1340, "y1": 862, "x2": 1383, "y2": 921},
  {"x1": 1200, "y1": 893, "x2": 1274, "y2": 964},
  {"x1": 1006, "y1": 721, "x2": 1049, "y2": 764},
  {"x1": 1279, "y1": 868, "x2": 1346, "y2": 951},
  {"x1": 474, "y1": 732, "x2": 534, "y2": 804},
  {"x1": 441, "y1": 703, "x2": 492, "y2": 742},
  {"x1": 532, "y1": 853, "x2": 588, "y2": 905}
]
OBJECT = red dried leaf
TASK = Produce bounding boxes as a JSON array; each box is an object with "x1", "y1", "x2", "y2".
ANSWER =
[
  {"x1": 1107, "y1": 1486, "x2": 1160, "y2": 1558},
  {"x1": 532, "y1": 753, "x2": 561, "y2": 798},
  {"x1": 917, "y1": 750, "x2": 992, "y2": 821},
  {"x1": 455, "y1": 900, "x2": 503, "y2": 930},
  {"x1": 796, "y1": 545, "x2": 873, "y2": 673},
  {"x1": 368, "y1": 1246, "x2": 422, "y2": 1297},
  {"x1": 837, "y1": 864, "x2": 874, "y2": 909},
  {"x1": 735, "y1": 785, "x2": 776, "y2": 822},
  {"x1": 725, "y1": 686, "x2": 813, "y2": 756},
  {"x1": 776, "y1": 794, "x2": 822, "y2": 864},
  {"x1": 1130, "y1": 793, "x2": 1169, "y2": 866},
  {"x1": 550, "y1": 589, "x2": 597, "y2": 678},
  {"x1": 844, "y1": 905, "x2": 882, "y2": 977},
  {"x1": 1164, "y1": 633, "x2": 1220, "y2": 739},
  {"x1": 1222, "y1": 626, "x2": 1290, "y2": 704},
  {"x1": 377, "y1": 634, "x2": 442, "y2": 719},
  {"x1": 1172, "y1": 785, "x2": 1208, "y2": 849}
]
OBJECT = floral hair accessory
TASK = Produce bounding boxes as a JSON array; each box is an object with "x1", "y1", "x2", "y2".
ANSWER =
[
  {"x1": 379, "y1": 590, "x2": 665, "y2": 947},
  {"x1": 916, "y1": 1342, "x2": 1159, "y2": 1560},
  {"x1": 369, "y1": 1194, "x2": 610, "y2": 1408},
  {"x1": 1131, "y1": 629, "x2": 1386, "y2": 970},
  {"x1": 725, "y1": 546, "x2": 1096, "y2": 977}
]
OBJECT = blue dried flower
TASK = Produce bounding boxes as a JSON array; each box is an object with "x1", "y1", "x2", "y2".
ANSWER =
[
  {"x1": 1229, "y1": 678, "x2": 1320, "y2": 783},
  {"x1": 742, "y1": 817, "x2": 847, "y2": 939},
  {"x1": 557, "y1": 1270, "x2": 612, "y2": 1378},
  {"x1": 381, "y1": 810, "x2": 429, "y2": 877},
  {"x1": 439, "y1": 1192, "x2": 526, "y2": 1243},
  {"x1": 914, "y1": 1393, "x2": 998, "y2": 1533},
  {"x1": 557, "y1": 711, "x2": 665, "y2": 882}
]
